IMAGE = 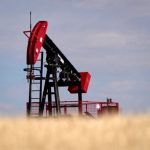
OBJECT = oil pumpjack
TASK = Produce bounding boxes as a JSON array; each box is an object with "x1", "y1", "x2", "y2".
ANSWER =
[{"x1": 24, "y1": 20, "x2": 119, "y2": 117}]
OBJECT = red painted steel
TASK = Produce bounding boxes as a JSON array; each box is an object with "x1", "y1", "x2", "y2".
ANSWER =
[
  {"x1": 68, "y1": 72, "x2": 91, "y2": 93},
  {"x1": 27, "y1": 21, "x2": 48, "y2": 64}
]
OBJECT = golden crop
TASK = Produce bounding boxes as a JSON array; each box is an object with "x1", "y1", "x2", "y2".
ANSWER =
[{"x1": 0, "y1": 115, "x2": 150, "y2": 150}]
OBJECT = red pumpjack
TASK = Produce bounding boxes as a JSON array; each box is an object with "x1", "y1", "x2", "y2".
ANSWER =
[{"x1": 23, "y1": 21, "x2": 119, "y2": 117}]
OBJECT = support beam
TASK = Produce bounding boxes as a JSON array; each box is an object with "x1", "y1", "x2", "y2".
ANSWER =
[{"x1": 78, "y1": 83, "x2": 83, "y2": 114}]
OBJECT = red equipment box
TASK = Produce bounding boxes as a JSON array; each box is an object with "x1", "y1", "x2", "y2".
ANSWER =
[
  {"x1": 97, "y1": 103, "x2": 119, "y2": 115},
  {"x1": 68, "y1": 72, "x2": 91, "y2": 93}
]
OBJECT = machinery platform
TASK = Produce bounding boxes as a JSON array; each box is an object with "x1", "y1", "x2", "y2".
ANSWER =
[{"x1": 26, "y1": 100, "x2": 119, "y2": 118}]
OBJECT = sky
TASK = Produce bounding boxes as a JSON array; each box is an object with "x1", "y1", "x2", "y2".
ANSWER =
[{"x1": 0, "y1": 0, "x2": 150, "y2": 116}]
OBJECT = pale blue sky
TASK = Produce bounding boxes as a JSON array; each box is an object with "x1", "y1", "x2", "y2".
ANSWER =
[{"x1": 0, "y1": 0, "x2": 150, "y2": 116}]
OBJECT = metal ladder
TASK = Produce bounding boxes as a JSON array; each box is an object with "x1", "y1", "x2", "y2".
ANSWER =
[{"x1": 25, "y1": 52, "x2": 44, "y2": 116}]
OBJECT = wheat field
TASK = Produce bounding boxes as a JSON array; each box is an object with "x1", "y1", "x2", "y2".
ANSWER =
[{"x1": 0, "y1": 115, "x2": 150, "y2": 150}]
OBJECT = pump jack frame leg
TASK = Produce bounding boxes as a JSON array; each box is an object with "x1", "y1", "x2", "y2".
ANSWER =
[
  {"x1": 39, "y1": 69, "x2": 50, "y2": 116},
  {"x1": 27, "y1": 64, "x2": 34, "y2": 116},
  {"x1": 48, "y1": 86, "x2": 52, "y2": 116},
  {"x1": 52, "y1": 66, "x2": 61, "y2": 115}
]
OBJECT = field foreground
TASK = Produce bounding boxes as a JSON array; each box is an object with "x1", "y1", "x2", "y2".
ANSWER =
[{"x1": 0, "y1": 115, "x2": 150, "y2": 150}]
